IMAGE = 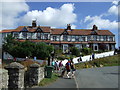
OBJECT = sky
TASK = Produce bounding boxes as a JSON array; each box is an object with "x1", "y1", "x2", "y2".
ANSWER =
[{"x1": 0, "y1": 0, "x2": 119, "y2": 48}]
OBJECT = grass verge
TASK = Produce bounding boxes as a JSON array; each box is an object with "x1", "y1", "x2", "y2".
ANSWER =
[
  {"x1": 75, "y1": 54, "x2": 120, "y2": 69},
  {"x1": 39, "y1": 73, "x2": 59, "y2": 86}
]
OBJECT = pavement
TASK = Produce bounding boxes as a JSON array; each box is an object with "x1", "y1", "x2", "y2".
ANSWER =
[
  {"x1": 39, "y1": 77, "x2": 77, "y2": 88},
  {"x1": 28, "y1": 66, "x2": 119, "y2": 89},
  {"x1": 31, "y1": 70, "x2": 77, "y2": 89},
  {"x1": 75, "y1": 66, "x2": 119, "y2": 88}
]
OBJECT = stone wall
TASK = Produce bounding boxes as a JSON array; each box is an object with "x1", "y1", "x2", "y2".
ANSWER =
[
  {"x1": 38, "y1": 67, "x2": 44, "y2": 83},
  {"x1": 0, "y1": 68, "x2": 8, "y2": 89},
  {"x1": 0, "y1": 62, "x2": 45, "y2": 89}
]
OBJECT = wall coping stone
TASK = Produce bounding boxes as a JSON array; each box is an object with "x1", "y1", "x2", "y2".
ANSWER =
[
  {"x1": 5, "y1": 62, "x2": 24, "y2": 69},
  {"x1": 30, "y1": 63, "x2": 40, "y2": 68}
]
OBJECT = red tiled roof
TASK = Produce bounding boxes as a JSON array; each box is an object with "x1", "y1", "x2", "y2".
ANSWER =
[
  {"x1": 0, "y1": 29, "x2": 17, "y2": 33},
  {"x1": 51, "y1": 29, "x2": 114, "y2": 36},
  {"x1": 96, "y1": 30, "x2": 114, "y2": 35},
  {"x1": 1, "y1": 26, "x2": 51, "y2": 33},
  {"x1": 28, "y1": 26, "x2": 50, "y2": 33},
  {"x1": 1, "y1": 26, "x2": 114, "y2": 36},
  {"x1": 68, "y1": 29, "x2": 91, "y2": 35},
  {"x1": 51, "y1": 29, "x2": 64, "y2": 35}
]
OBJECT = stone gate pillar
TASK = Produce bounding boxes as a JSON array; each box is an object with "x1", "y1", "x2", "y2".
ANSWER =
[
  {"x1": 29, "y1": 63, "x2": 40, "y2": 87},
  {"x1": 5, "y1": 62, "x2": 24, "y2": 90}
]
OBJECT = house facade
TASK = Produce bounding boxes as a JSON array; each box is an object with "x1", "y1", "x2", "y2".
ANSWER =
[{"x1": 1, "y1": 21, "x2": 116, "y2": 53}]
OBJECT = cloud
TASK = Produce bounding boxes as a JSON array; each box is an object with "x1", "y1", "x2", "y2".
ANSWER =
[
  {"x1": 112, "y1": 1, "x2": 119, "y2": 5},
  {"x1": 71, "y1": 24, "x2": 77, "y2": 29},
  {"x1": 84, "y1": 15, "x2": 118, "y2": 30},
  {"x1": 0, "y1": 0, "x2": 29, "y2": 30},
  {"x1": 108, "y1": 5, "x2": 118, "y2": 15},
  {"x1": 19, "y1": 3, "x2": 77, "y2": 28},
  {"x1": 108, "y1": 0, "x2": 118, "y2": 15},
  {"x1": 84, "y1": 1, "x2": 118, "y2": 31}
]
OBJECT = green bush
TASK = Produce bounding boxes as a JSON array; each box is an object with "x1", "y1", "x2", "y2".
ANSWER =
[
  {"x1": 57, "y1": 55, "x2": 66, "y2": 60},
  {"x1": 3, "y1": 35, "x2": 54, "y2": 60},
  {"x1": 81, "y1": 47, "x2": 92, "y2": 55},
  {"x1": 70, "y1": 47, "x2": 80, "y2": 57}
]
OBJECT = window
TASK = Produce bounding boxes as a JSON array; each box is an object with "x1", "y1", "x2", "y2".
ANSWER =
[
  {"x1": 79, "y1": 36, "x2": 82, "y2": 41},
  {"x1": 22, "y1": 32, "x2": 27, "y2": 39},
  {"x1": 13, "y1": 32, "x2": 19, "y2": 39},
  {"x1": 99, "y1": 36, "x2": 103, "y2": 41},
  {"x1": 63, "y1": 35, "x2": 68, "y2": 41},
  {"x1": 103, "y1": 36, "x2": 107, "y2": 41},
  {"x1": 63, "y1": 44, "x2": 68, "y2": 53},
  {"x1": 67, "y1": 36, "x2": 71, "y2": 41},
  {"x1": 75, "y1": 44, "x2": 80, "y2": 49},
  {"x1": 106, "y1": 36, "x2": 108, "y2": 41},
  {"x1": 97, "y1": 36, "x2": 99, "y2": 41},
  {"x1": 27, "y1": 33, "x2": 31, "y2": 39},
  {"x1": 90, "y1": 35, "x2": 94, "y2": 41},
  {"x1": 53, "y1": 36, "x2": 57, "y2": 41},
  {"x1": 95, "y1": 46, "x2": 98, "y2": 50},
  {"x1": 72, "y1": 36, "x2": 75, "y2": 41},
  {"x1": 82, "y1": 37, "x2": 85, "y2": 41},
  {"x1": 109, "y1": 37, "x2": 113, "y2": 41},
  {"x1": 93, "y1": 35, "x2": 97, "y2": 41},
  {"x1": 87, "y1": 36, "x2": 90, "y2": 41},
  {"x1": 36, "y1": 33, "x2": 41, "y2": 39},
  {"x1": 31, "y1": 33, "x2": 36, "y2": 39},
  {"x1": 44, "y1": 34, "x2": 48, "y2": 40},
  {"x1": 75, "y1": 36, "x2": 79, "y2": 41}
]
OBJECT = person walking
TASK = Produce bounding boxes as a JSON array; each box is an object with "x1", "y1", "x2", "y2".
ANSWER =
[
  {"x1": 55, "y1": 61, "x2": 59, "y2": 72},
  {"x1": 65, "y1": 60, "x2": 71, "y2": 78},
  {"x1": 59, "y1": 61, "x2": 63, "y2": 71},
  {"x1": 92, "y1": 53, "x2": 95, "y2": 60},
  {"x1": 70, "y1": 61, "x2": 76, "y2": 78},
  {"x1": 79, "y1": 56, "x2": 82, "y2": 61},
  {"x1": 52, "y1": 60, "x2": 55, "y2": 70}
]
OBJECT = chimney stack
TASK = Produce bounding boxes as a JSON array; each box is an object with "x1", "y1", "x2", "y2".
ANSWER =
[
  {"x1": 92, "y1": 25, "x2": 98, "y2": 31},
  {"x1": 32, "y1": 20, "x2": 37, "y2": 27},
  {"x1": 67, "y1": 24, "x2": 71, "y2": 30}
]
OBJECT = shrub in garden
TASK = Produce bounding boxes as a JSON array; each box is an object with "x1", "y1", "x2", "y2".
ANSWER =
[
  {"x1": 70, "y1": 47, "x2": 80, "y2": 57},
  {"x1": 81, "y1": 47, "x2": 92, "y2": 55},
  {"x1": 3, "y1": 34, "x2": 54, "y2": 60}
]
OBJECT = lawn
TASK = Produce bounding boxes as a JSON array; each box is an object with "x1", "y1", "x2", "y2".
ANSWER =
[
  {"x1": 75, "y1": 54, "x2": 120, "y2": 69},
  {"x1": 39, "y1": 73, "x2": 59, "y2": 86}
]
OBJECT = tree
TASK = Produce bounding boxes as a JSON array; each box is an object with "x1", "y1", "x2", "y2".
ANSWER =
[
  {"x1": 3, "y1": 35, "x2": 54, "y2": 60},
  {"x1": 70, "y1": 47, "x2": 80, "y2": 57},
  {"x1": 32, "y1": 42, "x2": 54, "y2": 60},
  {"x1": 81, "y1": 47, "x2": 92, "y2": 55},
  {"x1": 54, "y1": 48, "x2": 62, "y2": 57},
  {"x1": 3, "y1": 34, "x2": 16, "y2": 53}
]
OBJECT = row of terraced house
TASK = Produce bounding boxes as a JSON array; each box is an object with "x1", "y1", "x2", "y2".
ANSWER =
[{"x1": 0, "y1": 20, "x2": 116, "y2": 53}]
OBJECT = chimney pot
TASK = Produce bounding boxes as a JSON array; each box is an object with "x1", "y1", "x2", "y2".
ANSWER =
[
  {"x1": 92, "y1": 25, "x2": 98, "y2": 30},
  {"x1": 67, "y1": 24, "x2": 71, "y2": 30},
  {"x1": 32, "y1": 20, "x2": 37, "y2": 27}
]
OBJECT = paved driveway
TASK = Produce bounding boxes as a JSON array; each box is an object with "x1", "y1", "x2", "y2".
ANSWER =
[{"x1": 75, "y1": 66, "x2": 119, "y2": 88}]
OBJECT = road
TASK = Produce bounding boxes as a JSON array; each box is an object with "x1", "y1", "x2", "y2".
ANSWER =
[{"x1": 75, "y1": 66, "x2": 119, "y2": 88}]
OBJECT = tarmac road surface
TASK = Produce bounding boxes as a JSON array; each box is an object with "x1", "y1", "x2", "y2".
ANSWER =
[{"x1": 75, "y1": 66, "x2": 119, "y2": 88}]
